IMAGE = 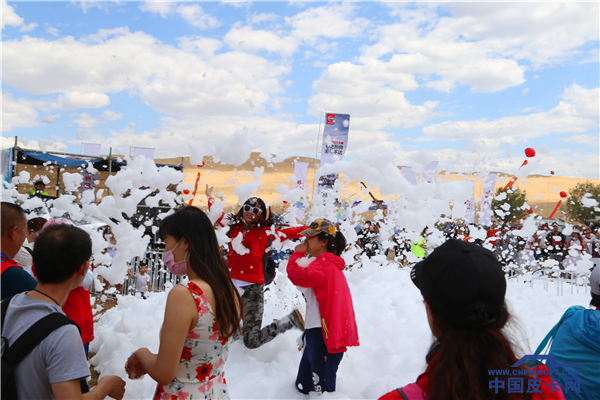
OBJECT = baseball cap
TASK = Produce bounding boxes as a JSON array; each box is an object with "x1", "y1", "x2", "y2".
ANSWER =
[
  {"x1": 300, "y1": 218, "x2": 337, "y2": 237},
  {"x1": 591, "y1": 266, "x2": 600, "y2": 296},
  {"x1": 411, "y1": 239, "x2": 506, "y2": 330}
]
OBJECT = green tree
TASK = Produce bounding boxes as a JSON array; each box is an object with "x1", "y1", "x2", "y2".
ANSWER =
[
  {"x1": 491, "y1": 186, "x2": 527, "y2": 224},
  {"x1": 564, "y1": 182, "x2": 600, "y2": 224}
]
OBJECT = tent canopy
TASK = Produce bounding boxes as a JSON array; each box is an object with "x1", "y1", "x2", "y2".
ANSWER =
[{"x1": 15, "y1": 150, "x2": 182, "y2": 172}]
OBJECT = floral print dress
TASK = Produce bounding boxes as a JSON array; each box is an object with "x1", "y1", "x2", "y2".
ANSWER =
[{"x1": 154, "y1": 282, "x2": 232, "y2": 400}]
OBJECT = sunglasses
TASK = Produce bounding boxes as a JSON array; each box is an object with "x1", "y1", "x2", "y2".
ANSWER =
[{"x1": 243, "y1": 204, "x2": 262, "y2": 214}]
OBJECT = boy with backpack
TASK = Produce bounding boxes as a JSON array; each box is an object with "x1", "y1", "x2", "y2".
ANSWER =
[{"x1": 1, "y1": 223, "x2": 125, "y2": 399}]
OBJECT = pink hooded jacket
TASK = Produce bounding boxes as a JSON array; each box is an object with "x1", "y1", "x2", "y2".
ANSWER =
[{"x1": 287, "y1": 251, "x2": 360, "y2": 353}]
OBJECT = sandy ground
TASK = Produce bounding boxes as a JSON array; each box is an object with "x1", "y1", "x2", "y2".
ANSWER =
[
  {"x1": 168, "y1": 153, "x2": 598, "y2": 222},
  {"x1": 14, "y1": 153, "x2": 598, "y2": 223}
]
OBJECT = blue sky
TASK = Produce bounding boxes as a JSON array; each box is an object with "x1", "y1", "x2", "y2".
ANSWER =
[{"x1": 2, "y1": 1, "x2": 599, "y2": 178}]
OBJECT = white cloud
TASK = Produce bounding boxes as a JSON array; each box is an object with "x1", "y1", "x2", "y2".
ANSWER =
[
  {"x1": 247, "y1": 12, "x2": 278, "y2": 25},
  {"x1": 129, "y1": 122, "x2": 135, "y2": 128},
  {"x1": 19, "y1": 22, "x2": 37, "y2": 32},
  {"x1": 286, "y1": 3, "x2": 370, "y2": 42},
  {"x1": 177, "y1": 36, "x2": 222, "y2": 58},
  {"x1": 46, "y1": 26, "x2": 60, "y2": 36},
  {"x1": 2, "y1": 2, "x2": 37, "y2": 32},
  {"x1": 421, "y1": 84, "x2": 599, "y2": 144},
  {"x1": 224, "y1": 24, "x2": 298, "y2": 57},
  {"x1": 101, "y1": 110, "x2": 123, "y2": 121},
  {"x1": 1, "y1": 2, "x2": 24, "y2": 29},
  {"x1": 559, "y1": 134, "x2": 599, "y2": 145},
  {"x1": 1, "y1": 136, "x2": 67, "y2": 152},
  {"x1": 443, "y1": 2, "x2": 599, "y2": 68},
  {"x1": 42, "y1": 114, "x2": 61, "y2": 124},
  {"x1": 51, "y1": 91, "x2": 110, "y2": 110},
  {"x1": 139, "y1": 2, "x2": 219, "y2": 29},
  {"x1": 1, "y1": 93, "x2": 39, "y2": 131},
  {"x1": 3, "y1": 29, "x2": 289, "y2": 117},
  {"x1": 139, "y1": 1, "x2": 176, "y2": 18},
  {"x1": 176, "y1": 4, "x2": 220, "y2": 29},
  {"x1": 308, "y1": 61, "x2": 440, "y2": 130},
  {"x1": 70, "y1": 1, "x2": 122, "y2": 14},
  {"x1": 358, "y1": 3, "x2": 597, "y2": 95},
  {"x1": 224, "y1": 4, "x2": 370, "y2": 57},
  {"x1": 522, "y1": 88, "x2": 530, "y2": 96},
  {"x1": 73, "y1": 113, "x2": 102, "y2": 129}
]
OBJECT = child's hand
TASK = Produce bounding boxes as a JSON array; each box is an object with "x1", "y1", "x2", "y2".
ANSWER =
[
  {"x1": 295, "y1": 242, "x2": 308, "y2": 253},
  {"x1": 205, "y1": 184, "x2": 214, "y2": 198},
  {"x1": 125, "y1": 352, "x2": 147, "y2": 380}
]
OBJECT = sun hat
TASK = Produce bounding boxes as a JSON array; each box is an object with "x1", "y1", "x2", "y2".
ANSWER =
[
  {"x1": 411, "y1": 239, "x2": 507, "y2": 330},
  {"x1": 300, "y1": 218, "x2": 337, "y2": 237}
]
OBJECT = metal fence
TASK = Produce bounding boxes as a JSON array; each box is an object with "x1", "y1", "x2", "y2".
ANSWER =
[
  {"x1": 506, "y1": 268, "x2": 591, "y2": 296},
  {"x1": 93, "y1": 250, "x2": 186, "y2": 297}
]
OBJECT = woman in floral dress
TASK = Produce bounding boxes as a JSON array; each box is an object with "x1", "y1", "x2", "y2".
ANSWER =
[{"x1": 126, "y1": 206, "x2": 243, "y2": 399}]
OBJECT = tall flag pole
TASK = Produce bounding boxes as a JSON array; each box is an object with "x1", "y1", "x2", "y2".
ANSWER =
[{"x1": 310, "y1": 112, "x2": 324, "y2": 201}]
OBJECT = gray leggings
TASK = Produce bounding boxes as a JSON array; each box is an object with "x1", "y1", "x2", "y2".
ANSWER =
[{"x1": 240, "y1": 283, "x2": 293, "y2": 349}]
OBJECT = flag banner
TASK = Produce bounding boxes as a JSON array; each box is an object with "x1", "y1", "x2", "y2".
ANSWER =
[
  {"x1": 479, "y1": 173, "x2": 498, "y2": 226},
  {"x1": 294, "y1": 161, "x2": 309, "y2": 190},
  {"x1": 1, "y1": 147, "x2": 13, "y2": 185},
  {"x1": 422, "y1": 161, "x2": 439, "y2": 183},
  {"x1": 294, "y1": 199, "x2": 306, "y2": 221},
  {"x1": 80, "y1": 169, "x2": 99, "y2": 199},
  {"x1": 132, "y1": 147, "x2": 155, "y2": 160},
  {"x1": 465, "y1": 180, "x2": 475, "y2": 224},
  {"x1": 317, "y1": 113, "x2": 350, "y2": 192},
  {"x1": 402, "y1": 166, "x2": 418, "y2": 185},
  {"x1": 83, "y1": 143, "x2": 101, "y2": 157}
]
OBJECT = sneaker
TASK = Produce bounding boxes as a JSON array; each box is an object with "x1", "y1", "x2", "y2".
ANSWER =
[{"x1": 290, "y1": 309, "x2": 305, "y2": 331}]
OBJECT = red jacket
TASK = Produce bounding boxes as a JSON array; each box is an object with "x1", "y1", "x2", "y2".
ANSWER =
[
  {"x1": 227, "y1": 224, "x2": 306, "y2": 284},
  {"x1": 62, "y1": 286, "x2": 94, "y2": 345},
  {"x1": 379, "y1": 356, "x2": 565, "y2": 400},
  {"x1": 287, "y1": 251, "x2": 360, "y2": 353}
]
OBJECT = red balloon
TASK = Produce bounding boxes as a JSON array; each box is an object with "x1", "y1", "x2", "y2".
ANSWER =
[
  {"x1": 524, "y1": 148, "x2": 536, "y2": 158},
  {"x1": 560, "y1": 191, "x2": 567, "y2": 198},
  {"x1": 528, "y1": 209, "x2": 533, "y2": 214},
  {"x1": 183, "y1": 189, "x2": 190, "y2": 195}
]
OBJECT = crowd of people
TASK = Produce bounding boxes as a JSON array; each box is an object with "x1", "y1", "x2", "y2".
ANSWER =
[{"x1": 1, "y1": 196, "x2": 598, "y2": 400}]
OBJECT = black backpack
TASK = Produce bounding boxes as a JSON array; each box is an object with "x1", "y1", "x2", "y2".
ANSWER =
[
  {"x1": 262, "y1": 234, "x2": 277, "y2": 285},
  {"x1": 1, "y1": 295, "x2": 79, "y2": 400}
]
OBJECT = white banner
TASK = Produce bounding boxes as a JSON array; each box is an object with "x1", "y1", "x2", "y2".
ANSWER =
[
  {"x1": 294, "y1": 161, "x2": 309, "y2": 191},
  {"x1": 422, "y1": 161, "x2": 438, "y2": 183},
  {"x1": 317, "y1": 113, "x2": 350, "y2": 192},
  {"x1": 132, "y1": 147, "x2": 155, "y2": 160},
  {"x1": 479, "y1": 173, "x2": 498, "y2": 226},
  {"x1": 83, "y1": 143, "x2": 101, "y2": 157},
  {"x1": 465, "y1": 180, "x2": 475, "y2": 224},
  {"x1": 402, "y1": 166, "x2": 418, "y2": 185}
]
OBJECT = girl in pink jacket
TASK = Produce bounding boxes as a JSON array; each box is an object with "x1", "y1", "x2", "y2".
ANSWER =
[{"x1": 287, "y1": 218, "x2": 360, "y2": 394}]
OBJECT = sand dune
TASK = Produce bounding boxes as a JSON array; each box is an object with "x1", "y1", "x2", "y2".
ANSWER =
[
  {"x1": 172, "y1": 153, "x2": 598, "y2": 222},
  {"x1": 14, "y1": 152, "x2": 598, "y2": 223}
]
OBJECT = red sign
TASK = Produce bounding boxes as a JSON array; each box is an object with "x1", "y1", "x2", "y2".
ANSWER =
[{"x1": 326, "y1": 114, "x2": 335, "y2": 125}]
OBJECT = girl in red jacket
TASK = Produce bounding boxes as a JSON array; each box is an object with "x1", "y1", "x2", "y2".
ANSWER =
[
  {"x1": 287, "y1": 218, "x2": 360, "y2": 394},
  {"x1": 206, "y1": 185, "x2": 307, "y2": 349}
]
